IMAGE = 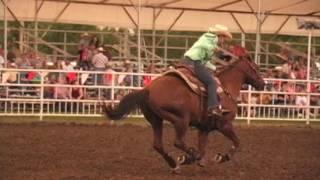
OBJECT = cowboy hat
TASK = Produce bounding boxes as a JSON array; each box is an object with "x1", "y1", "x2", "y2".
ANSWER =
[{"x1": 208, "y1": 24, "x2": 233, "y2": 39}]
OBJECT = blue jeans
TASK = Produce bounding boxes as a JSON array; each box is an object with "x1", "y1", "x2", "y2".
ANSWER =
[{"x1": 183, "y1": 58, "x2": 219, "y2": 108}]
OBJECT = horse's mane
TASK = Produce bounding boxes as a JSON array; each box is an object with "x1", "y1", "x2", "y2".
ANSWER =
[{"x1": 216, "y1": 44, "x2": 253, "y2": 76}]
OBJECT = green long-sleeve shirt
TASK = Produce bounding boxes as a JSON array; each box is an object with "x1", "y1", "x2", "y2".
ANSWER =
[{"x1": 184, "y1": 32, "x2": 218, "y2": 71}]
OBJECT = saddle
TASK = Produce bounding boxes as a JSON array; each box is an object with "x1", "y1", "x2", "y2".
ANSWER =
[{"x1": 163, "y1": 64, "x2": 224, "y2": 97}]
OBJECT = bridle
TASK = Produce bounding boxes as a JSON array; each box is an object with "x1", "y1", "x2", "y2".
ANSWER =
[
  {"x1": 234, "y1": 58, "x2": 261, "y2": 83},
  {"x1": 218, "y1": 58, "x2": 261, "y2": 104}
]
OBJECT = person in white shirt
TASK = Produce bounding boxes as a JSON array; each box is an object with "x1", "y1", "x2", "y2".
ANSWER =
[
  {"x1": 61, "y1": 60, "x2": 75, "y2": 71},
  {"x1": 92, "y1": 47, "x2": 109, "y2": 85}
]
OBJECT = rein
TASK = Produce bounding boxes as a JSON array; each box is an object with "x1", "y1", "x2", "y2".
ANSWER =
[{"x1": 236, "y1": 59, "x2": 259, "y2": 78}]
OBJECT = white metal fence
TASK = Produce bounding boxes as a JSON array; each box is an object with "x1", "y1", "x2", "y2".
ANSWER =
[{"x1": 1, "y1": 68, "x2": 320, "y2": 124}]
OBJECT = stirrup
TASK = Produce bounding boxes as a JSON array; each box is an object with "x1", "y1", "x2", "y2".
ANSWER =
[
  {"x1": 208, "y1": 108, "x2": 222, "y2": 117},
  {"x1": 221, "y1": 109, "x2": 231, "y2": 115},
  {"x1": 208, "y1": 107, "x2": 230, "y2": 117}
]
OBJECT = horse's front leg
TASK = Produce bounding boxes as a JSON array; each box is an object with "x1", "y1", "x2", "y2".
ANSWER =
[
  {"x1": 196, "y1": 130, "x2": 209, "y2": 167},
  {"x1": 174, "y1": 120, "x2": 200, "y2": 165},
  {"x1": 215, "y1": 122, "x2": 239, "y2": 163}
]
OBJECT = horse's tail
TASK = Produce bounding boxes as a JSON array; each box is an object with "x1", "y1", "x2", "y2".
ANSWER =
[{"x1": 103, "y1": 89, "x2": 149, "y2": 120}]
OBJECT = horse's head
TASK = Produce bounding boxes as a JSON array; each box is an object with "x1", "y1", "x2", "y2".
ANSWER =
[
  {"x1": 227, "y1": 45, "x2": 264, "y2": 90},
  {"x1": 237, "y1": 57, "x2": 265, "y2": 90}
]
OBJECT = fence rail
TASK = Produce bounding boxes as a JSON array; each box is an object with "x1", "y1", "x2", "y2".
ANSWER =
[{"x1": 1, "y1": 68, "x2": 319, "y2": 124}]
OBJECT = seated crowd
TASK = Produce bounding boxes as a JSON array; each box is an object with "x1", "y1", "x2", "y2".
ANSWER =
[
  {"x1": 238, "y1": 45, "x2": 320, "y2": 117},
  {"x1": 0, "y1": 33, "x2": 161, "y2": 100}
]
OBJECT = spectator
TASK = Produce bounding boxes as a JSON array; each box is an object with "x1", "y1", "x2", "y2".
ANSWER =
[
  {"x1": 92, "y1": 47, "x2": 109, "y2": 85},
  {"x1": 278, "y1": 43, "x2": 294, "y2": 62},
  {"x1": 61, "y1": 60, "x2": 78, "y2": 83},
  {"x1": 26, "y1": 71, "x2": 41, "y2": 83},
  {"x1": 78, "y1": 33, "x2": 91, "y2": 69},
  {"x1": 276, "y1": 43, "x2": 295, "y2": 78},
  {"x1": 102, "y1": 64, "x2": 117, "y2": 99},
  {"x1": 44, "y1": 74, "x2": 56, "y2": 99},
  {"x1": 275, "y1": 82, "x2": 288, "y2": 105},
  {"x1": 143, "y1": 63, "x2": 157, "y2": 86},
  {"x1": 103, "y1": 46, "x2": 113, "y2": 61},
  {"x1": 28, "y1": 51, "x2": 41, "y2": 68},
  {"x1": 104, "y1": 64, "x2": 117, "y2": 86},
  {"x1": 54, "y1": 75, "x2": 70, "y2": 99},
  {"x1": 89, "y1": 35, "x2": 100, "y2": 49},
  {"x1": 79, "y1": 32, "x2": 91, "y2": 50},
  {"x1": 296, "y1": 58, "x2": 307, "y2": 79},
  {"x1": 259, "y1": 93, "x2": 272, "y2": 105},
  {"x1": 69, "y1": 79, "x2": 85, "y2": 112},
  {"x1": 118, "y1": 60, "x2": 133, "y2": 86},
  {"x1": 295, "y1": 84, "x2": 307, "y2": 118},
  {"x1": 285, "y1": 82, "x2": 296, "y2": 104},
  {"x1": 69, "y1": 80, "x2": 84, "y2": 100},
  {"x1": 62, "y1": 60, "x2": 74, "y2": 71},
  {"x1": 281, "y1": 60, "x2": 292, "y2": 77},
  {"x1": 15, "y1": 54, "x2": 30, "y2": 69},
  {"x1": 7, "y1": 50, "x2": 17, "y2": 63},
  {"x1": 263, "y1": 70, "x2": 275, "y2": 91},
  {"x1": 2, "y1": 63, "x2": 18, "y2": 83},
  {"x1": 78, "y1": 47, "x2": 91, "y2": 70},
  {"x1": 295, "y1": 84, "x2": 307, "y2": 106}
]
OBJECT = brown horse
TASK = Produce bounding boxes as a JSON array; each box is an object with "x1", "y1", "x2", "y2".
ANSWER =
[{"x1": 103, "y1": 57, "x2": 265, "y2": 172}]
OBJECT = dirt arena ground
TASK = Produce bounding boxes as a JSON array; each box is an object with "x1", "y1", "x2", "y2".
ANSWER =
[{"x1": 1, "y1": 122, "x2": 320, "y2": 180}]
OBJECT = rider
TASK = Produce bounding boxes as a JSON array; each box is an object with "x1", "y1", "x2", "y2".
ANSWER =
[{"x1": 183, "y1": 24, "x2": 232, "y2": 117}]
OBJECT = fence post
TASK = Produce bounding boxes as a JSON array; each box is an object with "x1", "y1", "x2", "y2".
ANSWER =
[
  {"x1": 39, "y1": 71, "x2": 44, "y2": 121},
  {"x1": 63, "y1": 32, "x2": 67, "y2": 55},
  {"x1": 247, "y1": 87, "x2": 252, "y2": 125},
  {"x1": 306, "y1": 31, "x2": 312, "y2": 125},
  {"x1": 241, "y1": 33, "x2": 246, "y2": 47},
  {"x1": 164, "y1": 31, "x2": 168, "y2": 68},
  {"x1": 111, "y1": 71, "x2": 115, "y2": 101}
]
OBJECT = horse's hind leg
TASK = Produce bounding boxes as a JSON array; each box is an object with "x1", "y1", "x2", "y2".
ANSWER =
[{"x1": 140, "y1": 105, "x2": 177, "y2": 170}]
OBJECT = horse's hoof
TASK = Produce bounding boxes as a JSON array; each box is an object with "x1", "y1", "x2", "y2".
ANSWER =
[
  {"x1": 214, "y1": 153, "x2": 223, "y2": 163},
  {"x1": 171, "y1": 166, "x2": 181, "y2": 174},
  {"x1": 177, "y1": 155, "x2": 187, "y2": 165},
  {"x1": 214, "y1": 153, "x2": 230, "y2": 163}
]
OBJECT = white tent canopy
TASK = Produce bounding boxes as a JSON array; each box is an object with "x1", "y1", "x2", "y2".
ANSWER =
[{"x1": 1, "y1": 0, "x2": 320, "y2": 36}]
